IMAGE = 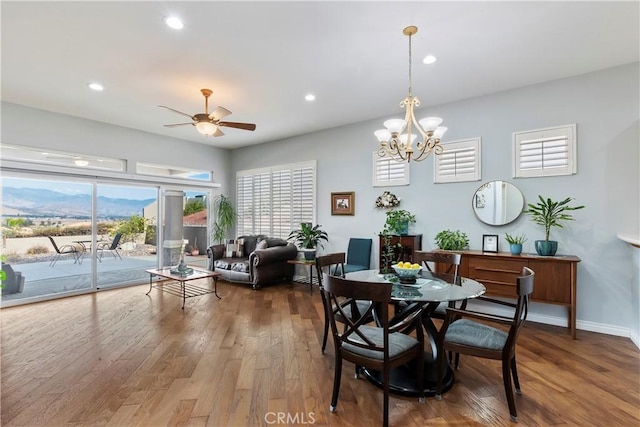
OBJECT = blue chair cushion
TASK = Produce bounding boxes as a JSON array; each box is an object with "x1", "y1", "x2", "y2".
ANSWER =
[
  {"x1": 342, "y1": 325, "x2": 419, "y2": 359},
  {"x1": 445, "y1": 319, "x2": 507, "y2": 350},
  {"x1": 334, "y1": 300, "x2": 372, "y2": 319}
]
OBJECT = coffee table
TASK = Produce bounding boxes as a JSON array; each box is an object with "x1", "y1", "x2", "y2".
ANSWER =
[{"x1": 146, "y1": 266, "x2": 221, "y2": 309}]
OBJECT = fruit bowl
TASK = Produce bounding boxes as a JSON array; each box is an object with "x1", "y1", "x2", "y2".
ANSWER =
[{"x1": 392, "y1": 263, "x2": 422, "y2": 284}]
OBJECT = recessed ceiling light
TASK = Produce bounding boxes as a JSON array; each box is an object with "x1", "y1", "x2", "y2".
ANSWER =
[
  {"x1": 164, "y1": 16, "x2": 184, "y2": 30},
  {"x1": 88, "y1": 83, "x2": 104, "y2": 91},
  {"x1": 423, "y1": 55, "x2": 437, "y2": 65},
  {"x1": 305, "y1": 94, "x2": 316, "y2": 102}
]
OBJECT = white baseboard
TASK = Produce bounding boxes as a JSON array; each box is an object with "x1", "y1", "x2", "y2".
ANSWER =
[
  {"x1": 630, "y1": 329, "x2": 640, "y2": 349},
  {"x1": 467, "y1": 300, "x2": 635, "y2": 344}
]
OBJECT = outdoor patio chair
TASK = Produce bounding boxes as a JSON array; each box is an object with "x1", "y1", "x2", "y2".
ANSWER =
[
  {"x1": 96, "y1": 233, "x2": 123, "y2": 261},
  {"x1": 47, "y1": 236, "x2": 81, "y2": 267}
]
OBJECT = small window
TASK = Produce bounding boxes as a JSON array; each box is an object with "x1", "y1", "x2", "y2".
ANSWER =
[
  {"x1": 434, "y1": 138, "x2": 481, "y2": 183},
  {"x1": 372, "y1": 152, "x2": 410, "y2": 187},
  {"x1": 1, "y1": 144, "x2": 125, "y2": 172},
  {"x1": 513, "y1": 124, "x2": 576, "y2": 178},
  {"x1": 137, "y1": 162, "x2": 212, "y2": 181}
]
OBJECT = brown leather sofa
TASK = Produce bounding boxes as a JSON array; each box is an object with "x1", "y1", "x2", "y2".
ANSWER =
[{"x1": 207, "y1": 235, "x2": 297, "y2": 289}]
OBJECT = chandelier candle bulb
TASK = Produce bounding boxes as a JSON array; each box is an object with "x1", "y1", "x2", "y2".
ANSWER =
[{"x1": 374, "y1": 26, "x2": 449, "y2": 163}]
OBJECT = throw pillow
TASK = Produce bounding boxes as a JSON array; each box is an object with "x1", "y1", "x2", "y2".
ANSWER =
[
  {"x1": 255, "y1": 239, "x2": 268, "y2": 250},
  {"x1": 214, "y1": 260, "x2": 231, "y2": 270},
  {"x1": 230, "y1": 262, "x2": 250, "y2": 273},
  {"x1": 265, "y1": 237, "x2": 287, "y2": 247},
  {"x1": 236, "y1": 238, "x2": 245, "y2": 257},
  {"x1": 226, "y1": 240, "x2": 239, "y2": 258}
]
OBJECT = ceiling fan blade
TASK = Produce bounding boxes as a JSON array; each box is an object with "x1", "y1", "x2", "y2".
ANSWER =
[
  {"x1": 209, "y1": 106, "x2": 232, "y2": 121},
  {"x1": 163, "y1": 123, "x2": 194, "y2": 127},
  {"x1": 158, "y1": 105, "x2": 194, "y2": 119},
  {"x1": 212, "y1": 127, "x2": 225, "y2": 137},
  {"x1": 218, "y1": 121, "x2": 256, "y2": 131}
]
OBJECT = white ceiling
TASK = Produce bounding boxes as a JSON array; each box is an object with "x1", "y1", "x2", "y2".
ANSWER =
[{"x1": 2, "y1": 1, "x2": 638, "y2": 149}]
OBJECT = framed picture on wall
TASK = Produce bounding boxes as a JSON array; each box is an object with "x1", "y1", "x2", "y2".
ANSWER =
[
  {"x1": 482, "y1": 234, "x2": 499, "y2": 253},
  {"x1": 331, "y1": 192, "x2": 355, "y2": 215}
]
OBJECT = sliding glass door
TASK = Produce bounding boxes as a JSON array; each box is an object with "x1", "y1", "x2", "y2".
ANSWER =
[
  {"x1": 1, "y1": 173, "x2": 214, "y2": 306},
  {"x1": 95, "y1": 184, "x2": 158, "y2": 289},
  {"x1": 1, "y1": 176, "x2": 93, "y2": 303}
]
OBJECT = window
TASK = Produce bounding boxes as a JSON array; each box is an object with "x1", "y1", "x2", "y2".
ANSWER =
[
  {"x1": 136, "y1": 162, "x2": 212, "y2": 181},
  {"x1": 236, "y1": 161, "x2": 316, "y2": 239},
  {"x1": 434, "y1": 138, "x2": 481, "y2": 183},
  {"x1": 372, "y1": 152, "x2": 410, "y2": 187},
  {"x1": 1, "y1": 144, "x2": 125, "y2": 172},
  {"x1": 513, "y1": 124, "x2": 577, "y2": 178}
]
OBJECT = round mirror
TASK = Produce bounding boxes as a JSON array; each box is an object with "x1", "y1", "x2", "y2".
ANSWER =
[{"x1": 472, "y1": 181, "x2": 524, "y2": 226}]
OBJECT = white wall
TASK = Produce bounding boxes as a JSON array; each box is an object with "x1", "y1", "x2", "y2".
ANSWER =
[
  {"x1": 2, "y1": 64, "x2": 638, "y2": 339},
  {"x1": 1, "y1": 102, "x2": 232, "y2": 190},
  {"x1": 231, "y1": 63, "x2": 640, "y2": 337}
]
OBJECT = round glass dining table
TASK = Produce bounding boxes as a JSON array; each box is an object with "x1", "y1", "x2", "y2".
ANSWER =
[{"x1": 345, "y1": 269, "x2": 486, "y2": 397}]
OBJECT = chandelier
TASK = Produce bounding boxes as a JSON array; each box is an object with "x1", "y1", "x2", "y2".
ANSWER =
[{"x1": 375, "y1": 26, "x2": 447, "y2": 163}]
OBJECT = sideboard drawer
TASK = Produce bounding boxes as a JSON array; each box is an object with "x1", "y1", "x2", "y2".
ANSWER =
[{"x1": 469, "y1": 257, "x2": 527, "y2": 281}]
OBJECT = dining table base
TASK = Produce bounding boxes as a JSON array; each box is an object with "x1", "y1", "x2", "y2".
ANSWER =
[{"x1": 361, "y1": 355, "x2": 454, "y2": 398}]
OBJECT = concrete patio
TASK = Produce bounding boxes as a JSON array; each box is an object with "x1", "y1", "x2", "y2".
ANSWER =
[{"x1": 2, "y1": 254, "x2": 208, "y2": 303}]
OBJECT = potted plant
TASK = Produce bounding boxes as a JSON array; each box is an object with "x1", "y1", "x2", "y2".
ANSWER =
[
  {"x1": 116, "y1": 214, "x2": 148, "y2": 250},
  {"x1": 434, "y1": 229, "x2": 469, "y2": 251},
  {"x1": 505, "y1": 233, "x2": 527, "y2": 255},
  {"x1": 524, "y1": 196, "x2": 585, "y2": 256},
  {"x1": 212, "y1": 194, "x2": 236, "y2": 244},
  {"x1": 383, "y1": 209, "x2": 416, "y2": 236},
  {"x1": 288, "y1": 223, "x2": 329, "y2": 260}
]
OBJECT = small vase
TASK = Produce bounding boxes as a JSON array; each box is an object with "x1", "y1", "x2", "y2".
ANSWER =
[
  {"x1": 509, "y1": 243, "x2": 523, "y2": 255},
  {"x1": 535, "y1": 240, "x2": 558, "y2": 256}
]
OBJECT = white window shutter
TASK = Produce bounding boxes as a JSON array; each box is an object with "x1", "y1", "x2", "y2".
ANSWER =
[
  {"x1": 434, "y1": 138, "x2": 482, "y2": 183},
  {"x1": 236, "y1": 161, "x2": 316, "y2": 240},
  {"x1": 513, "y1": 124, "x2": 576, "y2": 178},
  {"x1": 372, "y1": 153, "x2": 410, "y2": 187}
]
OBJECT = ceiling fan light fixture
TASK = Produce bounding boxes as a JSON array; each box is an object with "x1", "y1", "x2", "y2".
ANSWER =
[
  {"x1": 164, "y1": 16, "x2": 184, "y2": 30},
  {"x1": 195, "y1": 121, "x2": 218, "y2": 136}
]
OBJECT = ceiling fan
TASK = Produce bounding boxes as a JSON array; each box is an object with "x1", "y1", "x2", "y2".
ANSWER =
[{"x1": 159, "y1": 88, "x2": 256, "y2": 137}]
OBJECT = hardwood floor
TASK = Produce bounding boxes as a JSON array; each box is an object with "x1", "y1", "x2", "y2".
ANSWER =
[{"x1": 1, "y1": 279, "x2": 639, "y2": 426}]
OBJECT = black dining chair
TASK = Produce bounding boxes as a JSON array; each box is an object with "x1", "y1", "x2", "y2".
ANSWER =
[
  {"x1": 324, "y1": 274, "x2": 425, "y2": 427},
  {"x1": 315, "y1": 253, "x2": 373, "y2": 354},
  {"x1": 414, "y1": 250, "x2": 463, "y2": 363},
  {"x1": 436, "y1": 267, "x2": 535, "y2": 422}
]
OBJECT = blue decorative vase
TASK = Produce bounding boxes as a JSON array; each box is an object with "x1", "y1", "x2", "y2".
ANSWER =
[
  {"x1": 397, "y1": 220, "x2": 409, "y2": 236},
  {"x1": 510, "y1": 243, "x2": 523, "y2": 255},
  {"x1": 303, "y1": 249, "x2": 316, "y2": 261},
  {"x1": 535, "y1": 240, "x2": 558, "y2": 256}
]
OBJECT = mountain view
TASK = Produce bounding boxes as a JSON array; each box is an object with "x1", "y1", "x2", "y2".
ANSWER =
[{"x1": 2, "y1": 187, "x2": 154, "y2": 219}]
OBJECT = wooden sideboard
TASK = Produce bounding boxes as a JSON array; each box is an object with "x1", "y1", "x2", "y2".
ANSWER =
[
  {"x1": 436, "y1": 250, "x2": 580, "y2": 339},
  {"x1": 378, "y1": 234, "x2": 422, "y2": 271}
]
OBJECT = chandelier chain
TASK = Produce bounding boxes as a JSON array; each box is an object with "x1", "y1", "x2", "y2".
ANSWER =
[{"x1": 408, "y1": 32, "x2": 413, "y2": 97}]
